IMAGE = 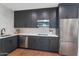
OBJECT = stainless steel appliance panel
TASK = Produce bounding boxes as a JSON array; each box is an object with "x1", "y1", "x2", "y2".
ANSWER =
[
  {"x1": 19, "y1": 36, "x2": 28, "y2": 48},
  {"x1": 59, "y1": 19, "x2": 78, "y2": 56}
]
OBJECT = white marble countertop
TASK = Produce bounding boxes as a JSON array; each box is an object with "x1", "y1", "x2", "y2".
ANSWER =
[
  {"x1": 18, "y1": 33, "x2": 58, "y2": 37},
  {"x1": 0, "y1": 34, "x2": 17, "y2": 39},
  {"x1": 0, "y1": 33, "x2": 58, "y2": 39}
]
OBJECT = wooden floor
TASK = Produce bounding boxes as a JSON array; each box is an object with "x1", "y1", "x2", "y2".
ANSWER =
[{"x1": 8, "y1": 48, "x2": 60, "y2": 56}]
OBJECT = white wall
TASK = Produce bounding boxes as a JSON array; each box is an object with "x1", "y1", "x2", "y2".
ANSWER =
[
  {"x1": 0, "y1": 4, "x2": 15, "y2": 35},
  {"x1": 2, "y1": 3, "x2": 58, "y2": 11}
]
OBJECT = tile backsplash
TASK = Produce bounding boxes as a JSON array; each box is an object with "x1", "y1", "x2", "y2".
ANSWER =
[{"x1": 15, "y1": 28, "x2": 56, "y2": 35}]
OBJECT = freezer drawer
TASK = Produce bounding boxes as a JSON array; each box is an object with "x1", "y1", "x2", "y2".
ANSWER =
[{"x1": 59, "y1": 42, "x2": 78, "y2": 56}]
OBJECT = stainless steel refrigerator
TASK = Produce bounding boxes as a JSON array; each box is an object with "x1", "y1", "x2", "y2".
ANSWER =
[{"x1": 59, "y1": 19, "x2": 79, "y2": 56}]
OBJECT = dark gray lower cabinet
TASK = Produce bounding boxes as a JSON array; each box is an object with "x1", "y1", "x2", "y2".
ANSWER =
[
  {"x1": 49, "y1": 37, "x2": 59, "y2": 52},
  {"x1": 28, "y1": 36, "x2": 59, "y2": 52},
  {"x1": 28, "y1": 37, "x2": 38, "y2": 49},
  {"x1": 9, "y1": 36, "x2": 18, "y2": 50},
  {"x1": 38, "y1": 37, "x2": 49, "y2": 51},
  {"x1": 28, "y1": 37, "x2": 49, "y2": 50},
  {"x1": 0, "y1": 36, "x2": 18, "y2": 56}
]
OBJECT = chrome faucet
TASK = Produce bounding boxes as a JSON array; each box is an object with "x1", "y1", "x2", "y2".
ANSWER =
[{"x1": 1, "y1": 28, "x2": 6, "y2": 35}]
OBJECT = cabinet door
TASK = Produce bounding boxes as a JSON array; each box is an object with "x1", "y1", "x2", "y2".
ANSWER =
[
  {"x1": 1, "y1": 39, "x2": 10, "y2": 53},
  {"x1": 0, "y1": 39, "x2": 11, "y2": 55},
  {"x1": 28, "y1": 36, "x2": 49, "y2": 51},
  {"x1": 0, "y1": 39, "x2": 7, "y2": 55},
  {"x1": 38, "y1": 37, "x2": 49, "y2": 51},
  {"x1": 0, "y1": 40, "x2": 1, "y2": 53},
  {"x1": 3, "y1": 36, "x2": 17, "y2": 52},
  {"x1": 49, "y1": 8, "x2": 57, "y2": 28},
  {"x1": 78, "y1": 7, "x2": 79, "y2": 18},
  {"x1": 0, "y1": 39, "x2": 3, "y2": 55},
  {"x1": 28, "y1": 10, "x2": 37, "y2": 27},
  {"x1": 49, "y1": 37, "x2": 59, "y2": 52},
  {"x1": 14, "y1": 10, "x2": 37, "y2": 28},
  {"x1": 0, "y1": 36, "x2": 18, "y2": 55},
  {"x1": 28, "y1": 36, "x2": 38, "y2": 49},
  {"x1": 10, "y1": 36, "x2": 18, "y2": 50},
  {"x1": 37, "y1": 9, "x2": 49, "y2": 20},
  {"x1": 14, "y1": 11, "x2": 26, "y2": 27},
  {"x1": 59, "y1": 4, "x2": 78, "y2": 19},
  {"x1": 4, "y1": 36, "x2": 18, "y2": 52}
]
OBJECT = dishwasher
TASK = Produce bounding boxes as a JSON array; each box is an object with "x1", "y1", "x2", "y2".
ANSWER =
[{"x1": 19, "y1": 35, "x2": 28, "y2": 48}]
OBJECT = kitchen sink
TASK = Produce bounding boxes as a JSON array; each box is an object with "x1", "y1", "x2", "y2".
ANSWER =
[
  {"x1": 0, "y1": 35, "x2": 11, "y2": 37},
  {"x1": 38, "y1": 34, "x2": 48, "y2": 36}
]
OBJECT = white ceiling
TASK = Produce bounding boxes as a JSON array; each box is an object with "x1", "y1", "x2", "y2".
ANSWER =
[{"x1": 2, "y1": 3, "x2": 58, "y2": 11}]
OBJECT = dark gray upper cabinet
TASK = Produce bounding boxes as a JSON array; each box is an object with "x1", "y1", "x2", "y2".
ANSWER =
[
  {"x1": 49, "y1": 8, "x2": 57, "y2": 28},
  {"x1": 14, "y1": 10, "x2": 37, "y2": 28},
  {"x1": 36, "y1": 8, "x2": 57, "y2": 28},
  {"x1": 30, "y1": 10, "x2": 38, "y2": 27},
  {"x1": 14, "y1": 8, "x2": 58, "y2": 28},
  {"x1": 59, "y1": 4, "x2": 78, "y2": 19},
  {"x1": 36, "y1": 9, "x2": 49, "y2": 20},
  {"x1": 78, "y1": 6, "x2": 79, "y2": 18},
  {"x1": 14, "y1": 11, "x2": 26, "y2": 27}
]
